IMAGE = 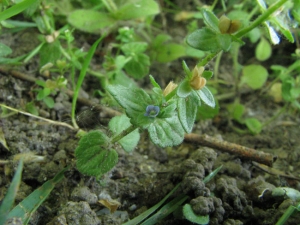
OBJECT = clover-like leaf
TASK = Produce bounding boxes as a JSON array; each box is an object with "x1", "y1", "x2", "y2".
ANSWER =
[
  {"x1": 178, "y1": 91, "x2": 199, "y2": 133},
  {"x1": 147, "y1": 114, "x2": 185, "y2": 147},
  {"x1": 109, "y1": 115, "x2": 140, "y2": 152},
  {"x1": 241, "y1": 64, "x2": 268, "y2": 90},
  {"x1": 75, "y1": 130, "x2": 118, "y2": 177},
  {"x1": 183, "y1": 204, "x2": 210, "y2": 225}
]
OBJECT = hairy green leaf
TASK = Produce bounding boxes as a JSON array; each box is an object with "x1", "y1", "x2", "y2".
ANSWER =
[
  {"x1": 186, "y1": 28, "x2": 220, "y2": 52},
  {"x1": 75, "y1": 130, "x2": 118, "y2": 177},
  {"x1": 178, "y1": 91, "x2": 199, "y2": 133},
  {"x1": 68, "y1": 10, "x2": 115, "y2": 33},
  {"x1": 114, "y1": 0, "x2": 159, "y2": 20},
  {"x1": 107, "y1": 85, "x2": 154, "y2": 128},
  {"x1": 148, "y1": 114, "x2": 184, "y2": 147},
  {"x1": 177, "y1": 79, "x2": 193, "y2": 98},
  {"x1": 197, "y1": 86, "x2": 215, "y2": 108},
  {"x1": 201, "y1": 8, "x2": 220, "y2": 33}
]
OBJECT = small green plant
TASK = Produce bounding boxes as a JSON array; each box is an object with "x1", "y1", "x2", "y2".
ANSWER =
[
  {"x1": 75, "y1": 61, "x2": 215, "y2": 177},
  {"x1": 74, "y1": 0, "x2": 293, "y2": 178}
]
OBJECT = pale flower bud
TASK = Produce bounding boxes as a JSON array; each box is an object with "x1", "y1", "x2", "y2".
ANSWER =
[
  {"x1": 190, "y1": 66, "x2": 206, "y2": 90},
  {"x1": 163, "y1": 81, "x2": 178, "y2": 96}
]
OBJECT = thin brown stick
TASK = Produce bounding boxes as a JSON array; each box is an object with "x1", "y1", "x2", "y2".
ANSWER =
[
  {"x1": 2, "y1": 66, "x2": 276, "y2": 166},
  {"x1": 184, "y1": 133, "x2": 275, "y2": 166}
]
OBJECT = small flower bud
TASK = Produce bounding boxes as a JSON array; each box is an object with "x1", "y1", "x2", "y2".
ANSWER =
[
  {"x1": 163, "y1": 81, "x2": 178, "y2": 96},
  {"x1": 218, "y1": 15, "x2": 241, "y2": 34},
  {"x1": 190, "y1": 66, "x2": 206, "y2": 90}
]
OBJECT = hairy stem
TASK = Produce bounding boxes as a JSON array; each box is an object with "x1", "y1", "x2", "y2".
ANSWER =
[{"x1": 111, "y1": 125, "x2": 138, "y2": 144}]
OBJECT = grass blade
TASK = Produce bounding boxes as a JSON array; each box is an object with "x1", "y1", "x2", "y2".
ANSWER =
[
  {"x1": 7, "y1": 166, "x2": 69, "y2": 224},
  {"x1": 0, "y1": 0, "x2": 37, "y2": 22},
  {"x1": 0, "y1": 159, "x2": 23, "y2": 225},
  {"x1": 203, "y1": 165, "x2": 223, "y2": 184},
  {"x1": 141, "y1": 194, "x2": 188, "y2": 225},
  {"x1": 123, "y1": 183, "x2": 181, "y2": 225},
  {"x1": 71, "y1": 34, "x2": 107, "y2": 128}
]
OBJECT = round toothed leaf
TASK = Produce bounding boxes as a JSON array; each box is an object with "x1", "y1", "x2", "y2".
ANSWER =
[
  {"x1": 148, "y1": 114, "x2": 185, "y2": 147},
  {"x1": 75, "y1": 130, "x2": 118, "y2": 177}
]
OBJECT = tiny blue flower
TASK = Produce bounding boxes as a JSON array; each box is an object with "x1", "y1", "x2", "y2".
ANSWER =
[{"x1": 144, "y1": 105, "x2": 160, "y2": 118}]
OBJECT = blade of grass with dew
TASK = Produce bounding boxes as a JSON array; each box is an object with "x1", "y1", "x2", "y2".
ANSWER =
[
  {"x1": 7, "y1": 166, "x2": 69, "y2": 224},
  {"x1": 141, "y1": 194, "x2": 189, "y2": 225},
  {"x1": 0, "y1": 159, "x2": 23, "y2": 225},
  {"x1": 203, "y1": 165, "x2": 223, "y2": 184},
  {"x1": 0, "y1": 0, "x2": 37, "y2": 22},
  {"x1": 71, "y1": 34, "x2": 107, "y2": 129},
  {"x1": 123, "y1": 183, "x2": 181, "y2": 225}
]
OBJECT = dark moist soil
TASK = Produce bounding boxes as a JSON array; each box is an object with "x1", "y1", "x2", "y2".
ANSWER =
[{"x1": 1, "y1": 5, "x2": 300, "y2": 225}]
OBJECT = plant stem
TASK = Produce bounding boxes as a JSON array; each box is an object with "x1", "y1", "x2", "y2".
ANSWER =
[
  {"x1": 198, "y1": 0, "x2": 288, "y2": 67},
  {"x1": 262, "y1": 104, "x2": 288, "y2": 127},
  {"x1": 275, "y1": 205, "x2": 296, "y2": 225},
  {"x1": 235, "y1": 0, "x2": 288, "y2": 38},
  {"x1": 111, "y1": 125, "x2": 138, "y2": 144}
]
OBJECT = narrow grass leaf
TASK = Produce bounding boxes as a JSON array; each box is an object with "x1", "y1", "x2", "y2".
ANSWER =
[
  {"x1": 123, "y1": 183, "x2": 181, "y2": 225},
  {"x1": 141, "y1": 194, "x2": 188, "y2": 225},
  {"x1": 0, "y1": 159, "x2": 23, "y2": 225},
  {"x1": 71, "y1": 35, "x2": 106, "y2": 128},
  {"x1": 7, "y1": 166, "x2": 69, "y2": 224},
  {"x1": 0, "y1": 0, "x2": 37, "y2": 22}
]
